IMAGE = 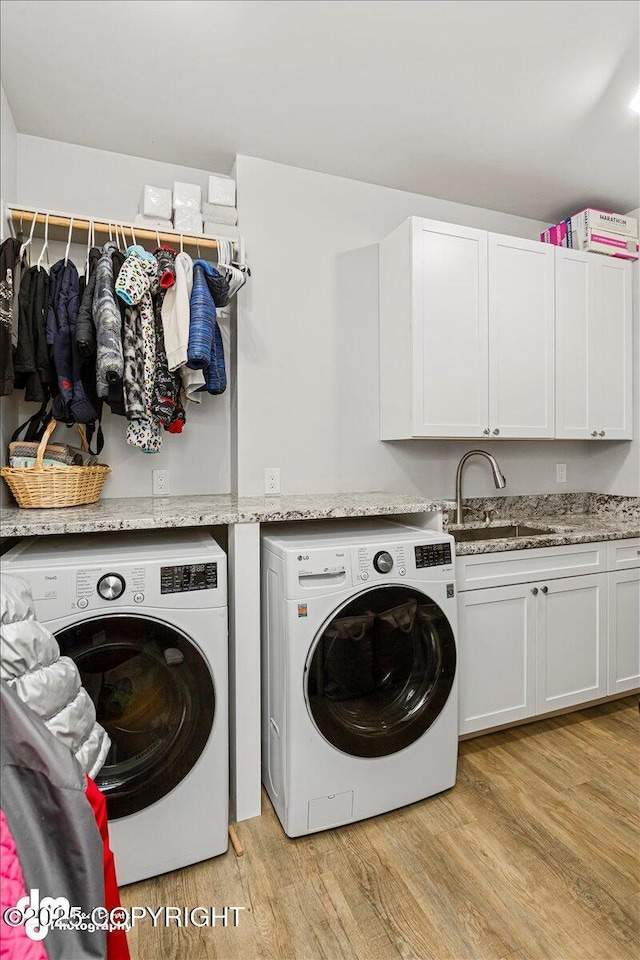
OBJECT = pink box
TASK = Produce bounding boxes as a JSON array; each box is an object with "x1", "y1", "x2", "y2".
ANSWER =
[
  {"x1": 540, "y1": 219, "x2": 571, "y2": 247},
  {"x1": 578, "y1": 229, "x2": 639, "y2": 260}
]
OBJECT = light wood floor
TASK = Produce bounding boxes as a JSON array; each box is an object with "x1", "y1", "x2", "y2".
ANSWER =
[{"x1": 121, "y1": 697, "x2": 639, "y2": 960}]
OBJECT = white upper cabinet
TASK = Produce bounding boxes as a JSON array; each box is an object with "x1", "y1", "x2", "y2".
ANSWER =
[
  {"x1": 380, "y1": 217, "x2": 633, "y2": 441},
  {"x1": 379, "y1": 218, "x2": 488, "y2": 439},
  {"x1": 380, "y1": 217, "x2": 554, "y2": 440},
  {"x1": 555, "y1": 248, "x2": 632, "y2": 440},
  {"x1": 414, "y1": 220, "x2": 489, "y2": 437},
  {"x1": 488, "y1": 235, "x2": 555, "y2": 438}
]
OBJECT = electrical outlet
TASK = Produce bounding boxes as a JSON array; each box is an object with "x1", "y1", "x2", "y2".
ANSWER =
[
  {"x1": 264, "y1": 468, "x2": 281, "y2": 495},
  {"x1": 556, "y1": 463, "x2": 567, "y2": 484},
  {"x1": 153, "y1": 470, "x2": 170, "y2": 496}
]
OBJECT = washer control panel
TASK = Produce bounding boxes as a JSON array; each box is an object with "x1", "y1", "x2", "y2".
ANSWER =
[
  {"x1": 415, "y1": 543, "x2": 452, "y2": 568},
  {"x1": 356, "y1": 543, "x2": 408, "y2": 583},
  {"x1": 160, "y1": 562, "x2": 218, "y2": 594}
]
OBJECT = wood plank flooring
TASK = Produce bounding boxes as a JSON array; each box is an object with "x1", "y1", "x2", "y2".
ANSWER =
[{"x1": 121, "y1": 697, "x2": 639, "y2": 960}]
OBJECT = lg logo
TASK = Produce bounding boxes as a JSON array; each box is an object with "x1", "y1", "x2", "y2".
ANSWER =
[{"x1": 297, "y1": 555, "x2": 310, "y2": 561}]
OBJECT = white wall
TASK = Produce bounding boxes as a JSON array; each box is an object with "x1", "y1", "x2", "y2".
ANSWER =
[
  {"x1": 234, "y1": 156, "x2": 592, "y2": 499},
  {"x1": 584, "y1": 209, "x2": 639, "y2": 496},
  {"x1": 1, "y1": 86, "x2": 17, "y2": 231},
  {"x1": 1, "y1": 85, "x2": 19, "y2": 504},
  {"x1": 6, "y1": 134, "x2": 231, "y2": 499}
]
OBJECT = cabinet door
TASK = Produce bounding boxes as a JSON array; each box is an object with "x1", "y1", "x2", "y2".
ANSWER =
[
  {"x1": 536, "y1": 574, "x2": 607, "y2": 713},
  {"x1": 607, "y1": 569, "x2": 640, "y2": 695},
  {"x1": 590, "y1": 257, "x2": 632, "y2": 440},
  {"x1": 488, "y1": 235, "x2": 555, "y2": 438},
  {"x1": 412, "y1": 219, "x2": 488, "y2": 437},
  {"x1": 555, "y1": 248, "x2": 591, "y2": 439},
  {"x1": 458, "y1": 584, "x2": 536, "y2": 734}
]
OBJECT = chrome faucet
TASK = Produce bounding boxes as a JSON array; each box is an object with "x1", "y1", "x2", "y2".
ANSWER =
[{"x1": 455, "y1": 450, "x2": 506, "y2": 524}]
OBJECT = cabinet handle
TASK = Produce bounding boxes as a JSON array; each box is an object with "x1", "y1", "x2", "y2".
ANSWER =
[
  {"x1": 531, "y1": 587, "x2": 538, "y2": 595},
  {"x1": 541, "y1": 585, "x2": 548, "y2": 594},
  {"x1": 493, "y1": 428, "x2": 500, "y2": 436},
  {"x1": 591, "y1": 431, "x2": 598, "y2": 437},
  {"x1": 483, "y1": 428, "x2": 490, "y2": 435},
  {"x1": 598, "y1": 431, "x2": 605, "y2": 437}
]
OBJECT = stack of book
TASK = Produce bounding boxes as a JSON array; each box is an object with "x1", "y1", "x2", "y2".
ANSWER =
[{"x1": 540, "y1": 208, "x2": 638, "y2": 261}]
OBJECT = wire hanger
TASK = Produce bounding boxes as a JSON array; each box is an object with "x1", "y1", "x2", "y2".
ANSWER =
[
  {"x1": 19, "y1": 210, "x2": 39, "y2": 263},
  {"x1": 84, "y1": 219, "x2": 94, "y2": 282},
  {"x1": 36, "y1": 213, "x2": 50, "y2": 270},
  {"x1": 64, "y1": 217, "x2": 74, "y2": 265},
  {"x1": 180, "y1": 234, "x2": 184, "y2": 254}
]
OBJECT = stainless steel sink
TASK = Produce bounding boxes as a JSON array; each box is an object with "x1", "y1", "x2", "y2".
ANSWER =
[{"x1": 452, "y1": 524, "x2": 551, "y2": 542}]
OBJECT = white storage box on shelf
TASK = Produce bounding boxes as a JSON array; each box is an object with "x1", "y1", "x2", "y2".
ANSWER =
[
  {"x1": 139, "y1": 185, "x2": 172, "y2": 222},
  {"x1": 173, "y1": 181, "x2": 201, "y2": 212},
  {"x1": 134, "y1": 214, "x2": 173, "y2": 231},
  {"x1": 204, "y1": 222, "x2": 239, "y2": 240},
  {"x1": 202, "y1": 202, "x2": 237, "y2": 226},
  {"x1": 207, "y1": 174, "x2": 236, "y2": 207},
  {"x1": 174, "y1": 210, "x2": 203, "y2": 235}
]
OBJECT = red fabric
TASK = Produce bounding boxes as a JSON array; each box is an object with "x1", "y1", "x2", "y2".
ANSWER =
[
  {"x1": 0, "y1": 810, "x2": 47, "y2": 960},
  {"x1": 85, "y1": 778, "x2": 131, "y2": 960}
]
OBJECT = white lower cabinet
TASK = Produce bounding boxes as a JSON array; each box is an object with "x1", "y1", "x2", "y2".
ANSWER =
[
  {"x1": 457, "y1": 540, "x2": 639, "y2": 735},
  {"x1": 459, "y1": 584, "x2": 536, "y2": 734},
  {"x1": 607, "y1": 569, "x2": 640, "y2": 695},
  {"x1": 535, "y1": 574, "x2": 607, "y2": 713}
]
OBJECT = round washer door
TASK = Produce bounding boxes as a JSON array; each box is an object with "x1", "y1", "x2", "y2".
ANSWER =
[
  {"x1": 56, "y1": 614, "x2": 215, "y2": 819},
  {"x1": 306, "y1": 585, "x2": 456, "y2": 759}
]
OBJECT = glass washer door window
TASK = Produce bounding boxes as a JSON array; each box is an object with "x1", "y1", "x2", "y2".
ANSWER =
[
  {"x1": 306, "y1": 586, "x2": 456, "y2": 759},
  {"x1": 56, "y1": 614, "x2": 215, "y2": 820}
]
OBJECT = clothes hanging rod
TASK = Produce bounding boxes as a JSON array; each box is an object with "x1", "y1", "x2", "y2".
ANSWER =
[{"x1": 6, "y1": 205, "x2": 239, "y2": 253}]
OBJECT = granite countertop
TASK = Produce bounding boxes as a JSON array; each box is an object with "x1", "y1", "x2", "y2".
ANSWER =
[
  {"x1": 448, "y1": 493, "x2": 640, "y2": 556},
  {"x1": 0, "y1": 492, "x2": 455, "y2": 538}
]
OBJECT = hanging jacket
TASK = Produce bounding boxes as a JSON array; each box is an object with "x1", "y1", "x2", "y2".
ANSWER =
[
  {"x1": 189, "y1": 262, "x2": 226, "y2": 395},
  {"x1": 76, "y1": 271, "x2": 97, "y2": 356},
  {"x1": 75, "y1": 244, "x2": 101, "y2": 358},
  {"x1": 105, "y1": 247, "x2": 127, "y2": 418},
  {"x1": 1, "y1": 574, "x2": 110, "y2": 778},
  {"x1": 197, "y1": 259, "x2": 230, "y2": 308},
  {"x1": 115, "y1": 249, "x2": 162, "y2": 453},
  {"x1": 0, "y1": 237, "x2": 23, "y2": 395},
  {"x1": 161, "y1": 251, "x2": 193, "y2": 371},
  {"x1": 46, "y1": 259, "x2": 98, "y2": 424},
  {"x1": 13, "y1": 265, "x2": 53, "y2": 404},
  {"x1": 93, "y1": 242, "x2": 124, "y2": 400},
  {"x1": 187, "y1": 262, "x2": 215, "y2": 369},
  {"x1": 122, "y1": 304, "x2": 145, "y2": 422},
  {"x1": 11, "y1": 252, "x2": 25, "y2": 350},
  {"x1": 0, "y1": 683, "x2": 107, "y2": 960},
  {"x1": 151, "y1": 250, "x2": 185, "y2": 433}
]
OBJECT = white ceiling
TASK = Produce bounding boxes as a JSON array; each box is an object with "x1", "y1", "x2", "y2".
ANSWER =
[{"x1": 1, "y1": 0, "x2": 638, "y2": 221}]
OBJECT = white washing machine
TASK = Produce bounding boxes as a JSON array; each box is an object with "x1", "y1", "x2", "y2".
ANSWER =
[
  {"x1": 2, "y1": 529, "x2": 229, "y2": 884},
  {"x1": 261, "y1": 519, "x2": 458, "y2": 838}
]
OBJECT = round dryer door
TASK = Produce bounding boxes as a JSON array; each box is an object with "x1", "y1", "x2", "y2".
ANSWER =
[
  {"x1": 56, "y1": 615, "x2": 215, "y2": 819},
  {"x1": 306, "y1": 585, "x2": 456, "y2": 759}
]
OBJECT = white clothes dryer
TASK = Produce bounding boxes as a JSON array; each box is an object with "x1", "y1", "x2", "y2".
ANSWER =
[
  {"x1": 261, "y1": 519, "x2": 458, "y2": 838},
  {"x1": 2, "y1": 529, "x2": 228, "y2": 884}
]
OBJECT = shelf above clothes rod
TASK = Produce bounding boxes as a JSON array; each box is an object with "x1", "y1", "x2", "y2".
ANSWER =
[{"x1": 6, "y1": 205, "x2": 238, "y2": 253}]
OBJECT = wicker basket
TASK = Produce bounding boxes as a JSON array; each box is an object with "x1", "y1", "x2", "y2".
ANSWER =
[{"x1": 1, "y1": 420, "x2": 110, "y2": 509}]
